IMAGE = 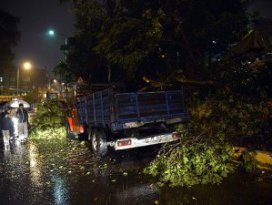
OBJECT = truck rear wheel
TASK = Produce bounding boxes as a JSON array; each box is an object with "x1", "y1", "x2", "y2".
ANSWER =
[
  {"x1": 89, "y1": 129, "x2": 108, "y2": 157},
  {"x1": 66, "y1": 122, "x2": 75, "y2": 139}
]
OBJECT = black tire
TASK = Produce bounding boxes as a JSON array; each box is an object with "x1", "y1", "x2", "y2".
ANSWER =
[
  {"x1": 66, "y1": 122, "x2": 75, "y2": 139},
  {"x1": 89, "y1": 129, "x2": 108, "y2": 157}
]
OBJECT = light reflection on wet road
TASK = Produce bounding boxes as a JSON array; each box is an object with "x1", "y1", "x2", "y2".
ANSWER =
[{"x1": 1, "y1": 139, "x2": 272, "y2": 205}]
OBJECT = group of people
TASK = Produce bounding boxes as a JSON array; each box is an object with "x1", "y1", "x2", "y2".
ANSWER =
[{"x1": 0, "y1": 103, "x2": 29, "y2": 147}]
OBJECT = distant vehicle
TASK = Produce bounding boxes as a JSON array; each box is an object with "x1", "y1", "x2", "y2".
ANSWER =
[{"x1": 67, "y1": 88, "x2": 189, "y2": 157}]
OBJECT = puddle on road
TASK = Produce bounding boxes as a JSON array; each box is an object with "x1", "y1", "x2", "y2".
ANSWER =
[{"x1": 1, "y1": 139, "x2": 272, "y2": 205}]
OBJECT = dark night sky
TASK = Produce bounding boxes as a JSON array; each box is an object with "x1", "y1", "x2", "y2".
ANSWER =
[
  {"x1": 1, "y1": 0, "x2": 75, "y2": 70},
  {"x1": 1, "y1": 0, "x2": 272, "y2": 70},
  {"x1": 248, "y1": 0, "x2": 272, "y2": 19}
]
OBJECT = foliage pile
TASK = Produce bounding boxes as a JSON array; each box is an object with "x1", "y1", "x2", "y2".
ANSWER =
[
  {"x1": 144, "y1": 93, "x2": 271, "y2": 187},
  {"x1": 145, "y1": 138, "x2": 235, "y2": 187},
  {"x1": 239, "y1": 151, "x2": 257, "y2": 173},
  {"x1": 29, "y1": 99, "x2": 68, "y2": 141},
  {"x1": 189, "y1": 95, "x2": 272, "y2": 139}
]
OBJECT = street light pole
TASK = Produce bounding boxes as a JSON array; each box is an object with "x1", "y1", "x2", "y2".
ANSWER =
[
  {"x1": 16, "y1": 66, "x2": 20, "y2": 95},
  {"x1": 16, "y1": 62, "x2": 32, "y2": 96},
  {"x1": 47, "y1": 29, "x2": 67, "y2": 90}
]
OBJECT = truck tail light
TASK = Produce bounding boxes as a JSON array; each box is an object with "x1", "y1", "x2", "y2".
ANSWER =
[
  {"x1": 172, "y1": 132, "x2": 182, "y2": 140},
  {"x1": 117, "y1": 139, "x2": 132, "y2": 147},
  {"x1": 79, "y1": 124, "x2": 85, "y2": 133}
]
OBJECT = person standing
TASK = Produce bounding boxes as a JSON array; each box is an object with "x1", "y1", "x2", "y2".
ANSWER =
[
  {"x1": 16, "y1": 103, "x2": 29, "y2": 141},
  {"x1": 0, "y1": 110, "x2": 14, "y2": 147}
]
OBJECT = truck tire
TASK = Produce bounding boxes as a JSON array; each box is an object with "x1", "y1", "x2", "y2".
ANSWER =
[
  {"x1": 90, "y1": 129, "x2": 108, "y2": 157},
  {"x1": 66, "y1": 122, "x2": 74, "y2": 139}
]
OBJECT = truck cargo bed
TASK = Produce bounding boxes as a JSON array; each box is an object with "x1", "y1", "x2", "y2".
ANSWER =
[{"x1": 76, "y1": 89, "x2": 188, "y2": 132}]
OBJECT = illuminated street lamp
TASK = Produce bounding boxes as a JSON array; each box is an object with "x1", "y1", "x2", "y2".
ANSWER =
[
  {"x1": 48, "y1": 29, "x2": 55, "y2": 36},
  {"x1": 46, "y1": 29, "x2": 67, "y2": 44},
  {"x1": 17, "y1": 61, "x2": 32, "y2": 95}
]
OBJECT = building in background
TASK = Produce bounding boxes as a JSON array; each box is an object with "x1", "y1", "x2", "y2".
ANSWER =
[{"x1": 0, "y1": 66, "x2": 48, "y2": 96}]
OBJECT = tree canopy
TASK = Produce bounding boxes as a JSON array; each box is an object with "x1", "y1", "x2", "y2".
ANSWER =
[{"x1": 58, "y1": 0, "x2": 250, "y2": 90}]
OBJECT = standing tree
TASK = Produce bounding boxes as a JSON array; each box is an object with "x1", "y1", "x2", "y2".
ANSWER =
[
  {"x1": 59, "y1": 0, "x2": 249, "y2": 90},
  {"x1": 54, "y1": 0, "x2": 109, "y2": 84},
  {"x1": 0, "y1": 9, "x2": 20, "y2": 90}
]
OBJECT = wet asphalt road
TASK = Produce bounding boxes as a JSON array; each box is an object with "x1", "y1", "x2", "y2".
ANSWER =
[{"x1": 1, "y1": 139, "x2": 272, "y2": 205}]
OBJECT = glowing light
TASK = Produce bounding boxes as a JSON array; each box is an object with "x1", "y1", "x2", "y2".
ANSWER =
[
  {"x1": 29, "y1": 143, "x2": 42, "y2": 187},
  {"x1": 48, "y1": 29, "x2": 55, "y2": 36},
  {"x1": 11, "y1": 117, "x2": 18, "y2": 136},
  {"x1": 23, "y1": 62, "x2": 32, "y2": 70},
  {"x1": 53, "y1": 175, "x2": 68, "y2": 205}
]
